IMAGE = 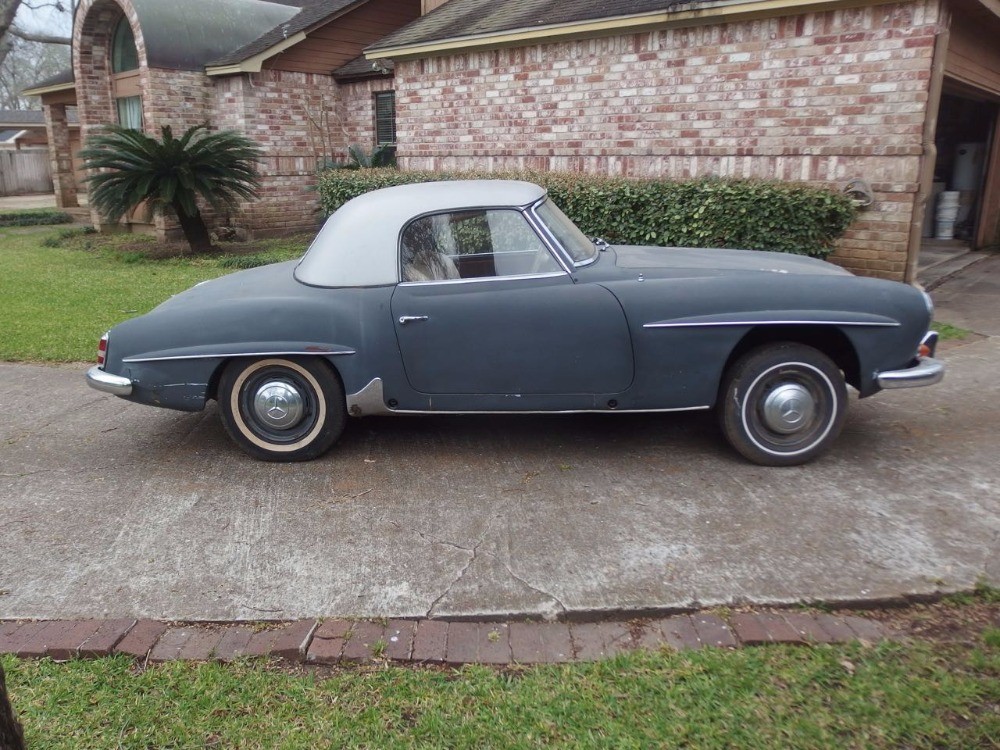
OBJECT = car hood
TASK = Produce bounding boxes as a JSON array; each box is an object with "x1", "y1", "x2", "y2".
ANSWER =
[{"x1": 612, "y1": 245, "x2": 852, "y2": 277}]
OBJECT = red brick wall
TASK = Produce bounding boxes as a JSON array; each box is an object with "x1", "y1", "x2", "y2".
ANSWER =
[
  {"x1": 211, "y1": 69, "x2": 342, "y2": 236},
  {"x1": 392, "y1": 1, "x2": 944, "y2": 279},
  {"x1": 143, "y1": 69, "x2": 212, "y2": 131},
  {"x1": 339, "y1": 77, "x2": 393, "y2": 148}
]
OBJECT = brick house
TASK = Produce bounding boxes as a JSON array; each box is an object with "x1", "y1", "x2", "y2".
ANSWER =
[
  {"x1": 24, "y1": 0, "x2": 421, "y2": 236},
  {"x1": 366, "y1": 0, "x2": 1000, "y2": 281},
  {"x1": 23, "y1": 0, "x2": 1000, "y2": 281}
]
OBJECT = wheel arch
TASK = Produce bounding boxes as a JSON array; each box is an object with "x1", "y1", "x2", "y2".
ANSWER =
[
  {"x1": 206, "y1": 354, "x2": 346, "y2": 403},
  {"x1": 720, "y1": 325, "x2": 862, "y2": 394}
]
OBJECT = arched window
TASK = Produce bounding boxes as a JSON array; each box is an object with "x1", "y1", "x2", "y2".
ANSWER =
[
  {"x1": 111, "y1": 18, "x2": 139, "y2": 73},
  {"x1": 110, "y1": 17, "x2": 141, "y2": 129}
]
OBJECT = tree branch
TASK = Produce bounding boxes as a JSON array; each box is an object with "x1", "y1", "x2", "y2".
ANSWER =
[{"x1": 9, "y1": 25, "x2": 69, "y2": 44}]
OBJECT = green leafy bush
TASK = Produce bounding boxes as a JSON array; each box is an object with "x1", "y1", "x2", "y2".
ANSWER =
[
  {"x1": 0, "y1": 210, "x2": 74, "y2": 227},
  {"x1": 316, "y1": 169, "x2": 857, "y2": 258}
]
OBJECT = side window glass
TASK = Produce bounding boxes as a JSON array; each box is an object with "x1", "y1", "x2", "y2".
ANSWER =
[{"x1": 400, "y1": 209, "x2": 559, "y2": 282}]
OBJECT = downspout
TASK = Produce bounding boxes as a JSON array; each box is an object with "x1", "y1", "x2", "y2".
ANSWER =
[{"x1": 905, "y1": 13, "x2": 950, "y2": 285}]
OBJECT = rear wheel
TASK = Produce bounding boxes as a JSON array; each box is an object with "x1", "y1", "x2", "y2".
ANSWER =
[
  {"x1": 219, "y1": 357, "x2": 346, "y2": 461},
  {"x1": 718, "y1": 343, "x2": 847, "y2": 466}
]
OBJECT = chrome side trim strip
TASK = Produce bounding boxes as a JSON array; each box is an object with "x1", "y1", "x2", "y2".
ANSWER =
[
  {"x1": 643, "y1": 319, "x2": 901, "y2": 329},
  {"x1": 85, "y1": 366, "x2": 133, "y2": 396},
  {"x1": 389, "y1": 405, "x2": 712, "y2": 416},
  {"x1": 123, "y1": 350, "x2": 356, "y2": 363},
  {"x1": 345, "y1": 377, "x2": 711, "y2": 417}
]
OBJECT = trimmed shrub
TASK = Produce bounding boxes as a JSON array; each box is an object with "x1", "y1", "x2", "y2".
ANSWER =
[
  {"x1": 0, "y1": 210, "x2": 74, "y2": 227},
  {"x1": 315, "y1": 169, "x2": 856, "y2": 258}
]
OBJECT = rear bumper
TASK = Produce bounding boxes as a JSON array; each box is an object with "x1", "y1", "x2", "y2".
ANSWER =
[{"x1": 86, "y1": 366, "x2": 132, "y2": 396}]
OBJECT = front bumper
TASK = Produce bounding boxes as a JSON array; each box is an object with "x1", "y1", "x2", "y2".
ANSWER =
[
  {"x1": 875, "y1": 330, "x2": 944, "y2": 390},
  {"x1": 876, "y1": 356, "x2": 945, "y2": 389},
  {"x1": 86, "y1": 366, "x2": 133, "y2": 396}
]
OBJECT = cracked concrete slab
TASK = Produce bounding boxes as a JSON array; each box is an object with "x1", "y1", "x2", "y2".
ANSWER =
[{"x1": 1, "y1": 264, "x2": 998, "y2": 622}]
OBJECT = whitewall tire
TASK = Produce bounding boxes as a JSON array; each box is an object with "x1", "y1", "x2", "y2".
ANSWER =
[
  {"x1": 219, "y1": 357, "x2": 346, "y2": 462},
  {"x1": 718, "y1": 343, "x2": 847, "y2": 466}
]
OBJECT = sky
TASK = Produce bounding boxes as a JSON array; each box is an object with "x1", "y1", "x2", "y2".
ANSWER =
[{"x1": 15, "y1": 1, "x2": 74, "y2": 35}]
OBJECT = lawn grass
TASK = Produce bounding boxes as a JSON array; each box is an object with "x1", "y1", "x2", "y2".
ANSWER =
[
  {"x1": 0, "y1": 226, "x2": 308, "y2": 362},
  {"x1": 931, "y1": 320, "x2": 973, "y2": 341},
  {"x1": 3, "y1": 633, "x2": 998, "y2": 749}
]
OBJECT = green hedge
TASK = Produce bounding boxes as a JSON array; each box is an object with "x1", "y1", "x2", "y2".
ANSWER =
[
  {"x1": 316, "y1": 169, "x2": 857, "y2": 258},
  {"x1": 0, "y1": 209, "x2": 74, "y2": 227}
]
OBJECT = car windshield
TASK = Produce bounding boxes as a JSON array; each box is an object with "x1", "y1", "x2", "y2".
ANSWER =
[{"x1": 534, "y1": 199, "x2": 598, "y2": 265}]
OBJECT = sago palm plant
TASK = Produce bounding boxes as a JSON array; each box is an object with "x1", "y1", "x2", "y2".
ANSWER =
[{"x1": 80, "y1": 124, "x2": 263, "y2": 253}]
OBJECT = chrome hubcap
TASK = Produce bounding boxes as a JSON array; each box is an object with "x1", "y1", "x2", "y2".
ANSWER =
[
  {"x1": 252, "y1": 380, "x2": 304, "y2": 430},
  {"x1": 762, "y1": 382, "x2": 815, "y2": 434}
]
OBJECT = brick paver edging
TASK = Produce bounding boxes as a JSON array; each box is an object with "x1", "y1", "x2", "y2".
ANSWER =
[{"x1": 0, "y1": 612, "x2": 893, "y2": 666}]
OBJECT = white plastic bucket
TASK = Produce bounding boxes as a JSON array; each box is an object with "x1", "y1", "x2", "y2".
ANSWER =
[
  {"x1": 936, "y1": 219, "x2": 955, "y2": 240},
  {"x1": 936, "y1": 192, "x2": 961, "y2": 227}
]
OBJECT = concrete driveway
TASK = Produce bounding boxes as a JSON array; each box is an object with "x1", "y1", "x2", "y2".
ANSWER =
[{"x1": 2, "y1": 264, "x2": 998, "y2": 622}]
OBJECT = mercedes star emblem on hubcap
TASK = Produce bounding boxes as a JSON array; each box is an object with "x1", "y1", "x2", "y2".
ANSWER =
[{"x1": 253, "y1": 380, "x2": 305, "y2": 430}]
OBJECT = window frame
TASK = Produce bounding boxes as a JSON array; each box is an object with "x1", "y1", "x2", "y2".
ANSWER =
[
  {"x1": 115, "y1": 94, "x2": 143, "y2": 130},
  {"x1": 111, "y1": 17, "x2": 139, "y2": 74},
  {"x1": 373, "y1": 90, "x2": 396, "y2": 147},
  {"x1": 397, "y1": 207, "x2": 569, "y2": 286}
]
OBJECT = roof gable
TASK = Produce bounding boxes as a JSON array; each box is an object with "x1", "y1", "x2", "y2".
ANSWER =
[{"x1": 207, "y1": 0, "x2": 368, "y2": 69}]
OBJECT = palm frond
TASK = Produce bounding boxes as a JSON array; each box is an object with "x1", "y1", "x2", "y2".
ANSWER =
[{"x1": 81, "y1": 124, "x2": 263, "y2": 223}]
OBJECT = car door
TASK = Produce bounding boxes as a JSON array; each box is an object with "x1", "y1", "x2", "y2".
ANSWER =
[{"x1": 390, "y1": 208, "x2": 633, "y2": 396}]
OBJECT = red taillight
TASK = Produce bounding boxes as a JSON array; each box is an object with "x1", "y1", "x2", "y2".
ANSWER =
[
  {"x1": 97, "y1": 334, "x2": 108, "y2": 367},
  {"x1": 918, "y1": 343, "x2": 931, "y2": 358}
]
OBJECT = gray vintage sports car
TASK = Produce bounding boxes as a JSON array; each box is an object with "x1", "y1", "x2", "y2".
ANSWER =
[{"x1": 86, "y1": 180, "x2": 943, "y2": 466}]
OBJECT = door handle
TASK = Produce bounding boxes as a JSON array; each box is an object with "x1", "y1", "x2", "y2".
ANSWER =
[{"x1": 398, "y1": 315, "x2": 429, "y2": 325}]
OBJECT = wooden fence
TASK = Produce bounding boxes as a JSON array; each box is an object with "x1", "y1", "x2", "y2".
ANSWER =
[{"x1": 0, "y1": 149, "x2": 53, "y2": 196}]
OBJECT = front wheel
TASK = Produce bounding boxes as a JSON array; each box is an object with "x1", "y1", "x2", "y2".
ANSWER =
[
  {"x1": 219, "y1": 357, "x2": 346, "y2": 461},
  {"x1": 718, "y1": 344, "x2": 847, "y2": 466}
]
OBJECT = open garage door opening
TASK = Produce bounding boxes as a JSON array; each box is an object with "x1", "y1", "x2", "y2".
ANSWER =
[
  {"x1": 920, "y1": 92, "x2": 998, "y2": 266},
  {"x1": 917, "y1": 1, "x2": 1000, "y2": 287}
]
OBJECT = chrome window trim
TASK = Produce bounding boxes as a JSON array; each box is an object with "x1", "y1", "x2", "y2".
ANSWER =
[
  {"x1": 643, "y1": 319, "x2": 901, "y2": 329},
  {"x1": 397, "y1": 270, "x2": 567, "y2": 287},
  {"x1": 524, "y1": 199, "x2": 575, "y2": 274},
  {"x1": 528, "y1": 198, "x2": 599, "y2": 269},
  {"x1": 123, "y1": 350, "x2": 356, "y2": 364},
  {"x1": 396, "y1": 204, "x2": 569, "y2": 282}
]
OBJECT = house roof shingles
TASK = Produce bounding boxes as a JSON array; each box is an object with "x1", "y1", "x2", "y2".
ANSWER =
[
  {"x1": 333, "y1": 54, "x2": 394, "y2": 80},
  {"x1": 1, "y1": 106, "x2": 79, "y2": 125},
  {"x1": 207, "y1": 0, "x2": 369, "y2": 67},
  {"x1": 130, "y1": 0, "x2": 309, "y2": 70},
  {"x1": 0, "y1": 110, "x2": 45, "y2": 126},
  {"x1": 367, "y1": 0, "x2": 703, "y2": 52}
]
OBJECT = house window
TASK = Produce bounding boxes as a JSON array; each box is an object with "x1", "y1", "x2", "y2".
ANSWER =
[
  {"x1": 111, "y1": 17, "x2": 141, "y2": 129},
  {"x1": 374, "y1": 91, "x2": 396, "y2": 146},
  {"x1": 111, "y1": 18, "x2": 139, "y2": 73},
  {"x1": 116, "y1": 96, "x2": 143, "y2": 129}
]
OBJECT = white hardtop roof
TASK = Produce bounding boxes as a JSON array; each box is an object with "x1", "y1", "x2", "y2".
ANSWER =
[{"x1": 294, "y1": 180, "x2": 547, "y2": 288}]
